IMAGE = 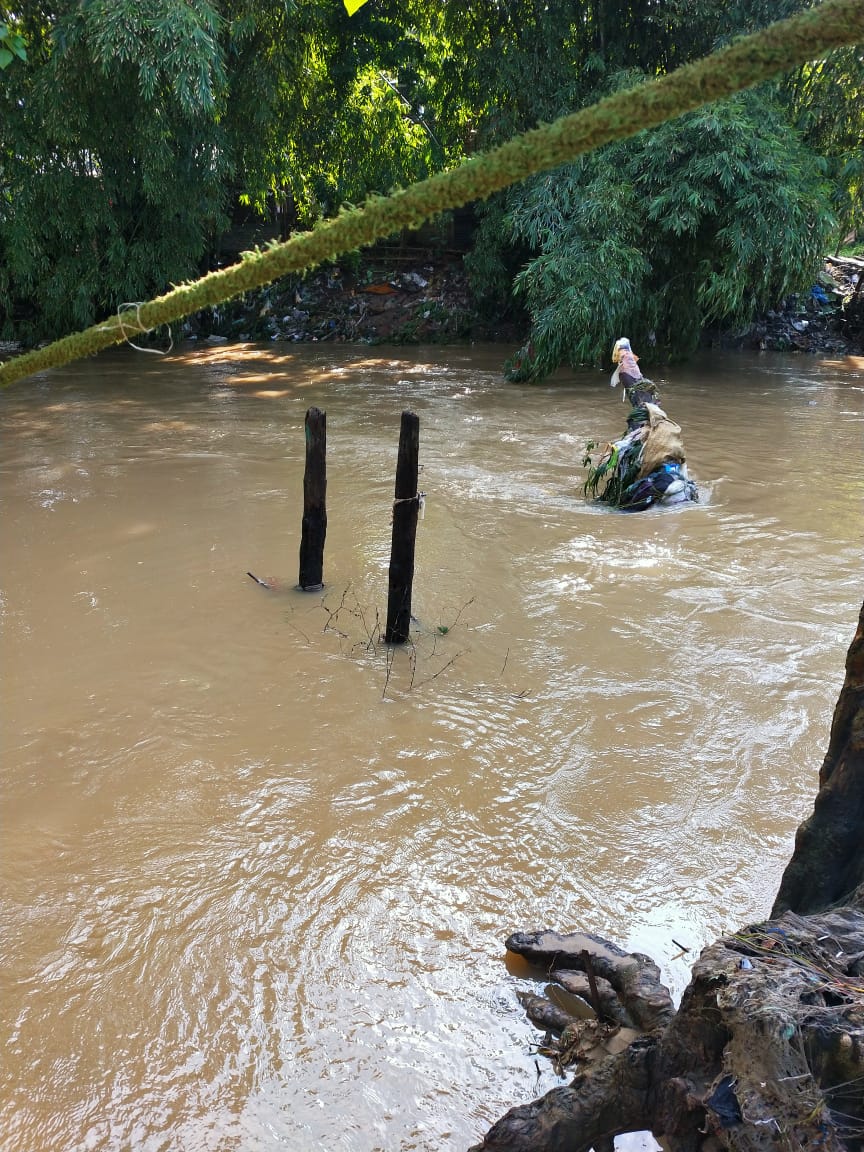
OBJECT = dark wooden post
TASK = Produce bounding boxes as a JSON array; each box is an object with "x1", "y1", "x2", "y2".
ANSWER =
[
  {"x1": 384, "y1": 411, "x2": 420, "y2": 644},
  {"x1": 298, "y1": 407, "x2": 327, "y2": 590}
]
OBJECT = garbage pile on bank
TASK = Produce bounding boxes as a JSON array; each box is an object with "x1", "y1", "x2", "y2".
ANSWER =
[
  {"x1": 189, "y1": 250, "x2": 864, "y2": 354},
  {"x1": 183, "y1": 259, "x2": 491, "y2": 346},
  {"x1": 722, "y1": 254, "x2": 864, "y2": 355},
  {"x1": 4, "y1": 250, "x2": 860, "y2": 359}
]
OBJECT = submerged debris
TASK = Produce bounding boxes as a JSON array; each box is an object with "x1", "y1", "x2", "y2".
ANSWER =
[{"x1": 584, "y1": 354, "x2": 698, "y2": 512}]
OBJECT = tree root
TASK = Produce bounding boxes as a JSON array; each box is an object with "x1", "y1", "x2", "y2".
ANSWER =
[
  {"x1": 473, "y1": 907, "x2": 864, "y2": 1152},
  {"x1": 471, "y1": 1039, "x2": 658, "y2": 1152}
]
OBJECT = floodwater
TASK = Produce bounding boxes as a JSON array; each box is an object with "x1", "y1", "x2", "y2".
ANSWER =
[{"x1": 1, "y1": 343, "x2": 862, "y2": 1152}]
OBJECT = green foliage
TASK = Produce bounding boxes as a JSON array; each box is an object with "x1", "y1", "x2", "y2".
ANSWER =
[
  {"x1": 582, "y1": 422, "x2": 645, "y2": 505},
  {"x1": 500, "y1": 89, "x2": 835, "y2": 379},
  {"x1": 463, "y1": 198, "x2": 530, "y2": 324},
  {"x1": 784, "y1": 47, "x2": 864, "y2": 242},
  {"x1": 0, "y1": 0, "x2": 461, "y2": 343},
  {"x1": 0, "y1": 1, "x2": 232, "y2": 341},
  {"x1": 442, "y1": 0, "x2": 845, "y2": 379},
  {"x1": 220, "y1": 1, "x2": 449, "y2": 224},
  {"x1": 3, "y1": 0, "x2": 864, "y2": 389},
  {"x1": 432, "y1": 0, "x2": 808, "y2": 152},
  {"x1": 0, "y1": 21, "x2": 27, "y2": 70},
  {"x1": 0, "y1": 0, "x2": 857, "y2": 361}
]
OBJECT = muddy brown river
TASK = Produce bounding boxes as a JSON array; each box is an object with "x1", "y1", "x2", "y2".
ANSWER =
[{"x1": 1, "y1": 344, "x2": 862, "y2": 1151}]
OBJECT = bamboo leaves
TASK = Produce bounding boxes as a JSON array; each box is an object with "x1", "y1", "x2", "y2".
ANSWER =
[{"x1": 500, "y1": 88, "x2": 835, "y2": 375}]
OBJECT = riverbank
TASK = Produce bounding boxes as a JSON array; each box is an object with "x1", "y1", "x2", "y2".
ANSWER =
[
  {"x1": 179, "y1": 248, "x2": 864, "y2": 360},
  {"x1": 707, "y1": 253, "x2": 864, "y2": 356},
  {"x1": 182, "y1": 252, "x2": 517, "y2": 347},
  {"x1": 2, "y1": 251, "x2": 861, "y2": 369}
]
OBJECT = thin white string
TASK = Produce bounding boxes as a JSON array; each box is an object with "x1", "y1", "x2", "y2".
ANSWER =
[{"x1": 114, "y1": 303, "x2": 173, "y2": 355}]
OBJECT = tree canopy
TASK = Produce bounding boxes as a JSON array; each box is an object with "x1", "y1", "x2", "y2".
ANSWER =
[{"x1": 0, "y1": 0, "x2": 861, "y2": 371}]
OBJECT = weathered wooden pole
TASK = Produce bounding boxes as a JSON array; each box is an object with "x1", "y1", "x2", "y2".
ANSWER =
[
  {"x1": 298, "y1": 407, "x2": 327, "y2": 591},
  {"x1": 384, "y1": 411, "x2": 420, "y2": 644}
]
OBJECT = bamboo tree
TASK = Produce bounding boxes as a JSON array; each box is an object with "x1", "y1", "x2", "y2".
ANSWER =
[
  {"x1": 503, "y1": 88, "x2": 836, "y2": 379},
  {"x1": 1, "y1": 0, "x2": 862, "y2": 374}
]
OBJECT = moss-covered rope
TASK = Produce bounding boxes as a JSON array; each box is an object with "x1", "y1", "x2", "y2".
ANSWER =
[{"x1": 2, "y1": 0, "x2": 862, "y2": 390}]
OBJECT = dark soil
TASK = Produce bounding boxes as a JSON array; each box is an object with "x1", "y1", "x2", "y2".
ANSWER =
[{"x1": 705, "y1": 254, "x2": 864, "y2": 357}]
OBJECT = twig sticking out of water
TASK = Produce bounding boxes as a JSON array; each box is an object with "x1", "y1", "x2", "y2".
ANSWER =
[
  {"x1": 410, "y1": 652, "x2": 463, "y2": 692},
  {"x1": 247, "y1": 580, "x2": 472, "y2": 697},
  {"x1": 321, "y1": 584, "x2": 354, "y2": 640},
  {"x1": 383, "y1": 642, "x2": 397, "y2": 699},
  {"x1": 443, "y1": 596, "x2": 475, "y2": 634}
]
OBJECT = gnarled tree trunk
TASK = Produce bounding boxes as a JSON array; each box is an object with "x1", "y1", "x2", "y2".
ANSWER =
[
  {"x1": 772, "y1": 601, "x2": 864, "y2": 916},
  {"x1": 471, "y1": 600, "x2": 864, "y2": 1152}
]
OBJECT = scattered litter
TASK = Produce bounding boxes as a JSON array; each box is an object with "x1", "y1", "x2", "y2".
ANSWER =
[
  {"x1": 178, "y1": 257, "x2": 495, "y2": 346},
  {"x1": 706, "y1": 1075, "x2": 742, "y2": 1128},
  {"x1": 728, "y1": 255, "x2": 864, "y2": 354},
  {"x1": 247, "y1": 571, "x2": 273, "y2": 589},
  {"x1": 400, "y1": 271, "x2": 428, "y2": 290}
]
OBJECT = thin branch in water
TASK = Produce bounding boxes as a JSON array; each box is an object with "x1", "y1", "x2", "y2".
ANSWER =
[
  {"x1": 447, "y1": 596, "x2": 475, "y2": 633},
  {"x1": 356, "y1": 600, "x2": 380, "y2": 651},
  {"x1": 411, "y1": 652, "x2": 463, "y2": 690},
  {"x1": 289, "y1": 622, "x2": 311, "y2": 644},
  {"x1": 322, "y1": 584, "x2": 353, "y2": 638},
  {"x1": 382, "y1": 643, "x2": 396, "y2": 699}
]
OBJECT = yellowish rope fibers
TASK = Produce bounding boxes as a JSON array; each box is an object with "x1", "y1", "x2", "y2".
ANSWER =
[{"x1": 1, "y1": 0, "x2": 862, "y2": 390}]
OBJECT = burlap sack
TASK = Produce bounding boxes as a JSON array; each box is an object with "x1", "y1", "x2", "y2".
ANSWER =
[{"x1": 638, "y1": 402, "x2": 686, "y2": 478}]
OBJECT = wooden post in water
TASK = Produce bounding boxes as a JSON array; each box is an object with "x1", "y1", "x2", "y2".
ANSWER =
[
  {"x1": 298, "y1": 407, "x2": 327, "y2": 591},
  {"x1": 384, "y1": 411, "x2": 420, "y2": 644}
]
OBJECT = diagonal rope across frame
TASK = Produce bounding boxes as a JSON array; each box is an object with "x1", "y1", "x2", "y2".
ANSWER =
[{"x1": 1, "y1": 0, "x2": 862, "y2": 390}]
